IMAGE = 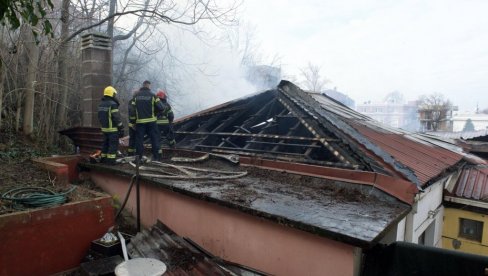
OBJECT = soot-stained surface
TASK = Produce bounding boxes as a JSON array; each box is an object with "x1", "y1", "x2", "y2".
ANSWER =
[{"x1": 82, "y1": 155, "x2": 410, "y2": 247}]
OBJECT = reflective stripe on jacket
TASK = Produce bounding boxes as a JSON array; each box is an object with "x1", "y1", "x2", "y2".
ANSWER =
[
  {"x1": 157, "y1": 101, "x2": 174, "y2": 125},
  {"x1": 129, "y1": 87, "x2": 164, "y2": 124},
  {"x1": 98, "y1": 96, "x2": 122, "y2": 133}
]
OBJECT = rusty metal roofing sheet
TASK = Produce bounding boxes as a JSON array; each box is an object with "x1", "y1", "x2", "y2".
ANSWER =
[
  {"x1": 351, "y1": 124, "x2": 463, "y2": 186},
  {"x1": 127, "y1": 220, "x2": 237, "y2": 276},
  {"x1": 299, "y1": 83, "x2": 464, "y2": 186},
  {"x1": 448, "y1": 166, "x2": 488, "y2": 201},
  {"x1": 59, "y1": 127, "x2": 103, "y2": 154}
]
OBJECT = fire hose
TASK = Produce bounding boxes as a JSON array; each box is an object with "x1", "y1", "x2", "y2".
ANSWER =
[
  {"x1": 129, "y1": 161, "x2": 248, "y2": 180},
  {"x1": 1, "y1": 186, "x2": 77, "y2": 209}
]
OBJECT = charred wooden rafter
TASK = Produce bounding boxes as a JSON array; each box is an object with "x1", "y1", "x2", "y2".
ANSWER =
[{"x1": 173, "y1": 88, "x2": 365, "y2": 169}]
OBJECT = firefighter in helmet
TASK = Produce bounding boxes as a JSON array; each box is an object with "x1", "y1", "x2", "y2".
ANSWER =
[
  {"x1": 129, "y1": 80, "x2": 165, "y2": 161},
  {"x1": 97, "y1": 86, "x2": 124, "y2": 164},
  {"x1": 156, "y1": 89, "x2": 176, "y2": 148}
]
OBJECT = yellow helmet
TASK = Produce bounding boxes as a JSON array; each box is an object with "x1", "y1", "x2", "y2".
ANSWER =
[{"x1": 103, "y1": 86, "x2": 117, "y2": 97}]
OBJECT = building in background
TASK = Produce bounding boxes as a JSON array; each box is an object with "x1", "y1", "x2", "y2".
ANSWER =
[
  {"x1": 322, "y1": 87, "x2": 355, "y2": 108},
  {"x1": 418, "y1": 105, "x2": 456, "y2": 132},
  {"x1": 451, "y1": 112, "x2": 488, "y2": 132},
  {"x1": 356, "y1": 92, "x2": 420, "y2": 131}
]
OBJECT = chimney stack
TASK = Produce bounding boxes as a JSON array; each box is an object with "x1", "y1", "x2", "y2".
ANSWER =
[{"x1": 81, "y1": 33, "x2": 112, "y2": 127}]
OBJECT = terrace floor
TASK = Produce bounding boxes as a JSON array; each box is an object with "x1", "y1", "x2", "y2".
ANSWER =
[{"x1": 81, "y1": 151, "x2": 410, "y2": 247}]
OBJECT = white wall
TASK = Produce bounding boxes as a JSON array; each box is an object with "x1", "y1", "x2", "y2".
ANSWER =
[
  {"x1": 407, "y1": 178, "x2": 447, "y2": 247},
  {"x1": 381, "y1": 176, "x2": 449, "y2": 247},
  {"x1": 452, "y1": 115, "x2": 488, "y2": 132}
]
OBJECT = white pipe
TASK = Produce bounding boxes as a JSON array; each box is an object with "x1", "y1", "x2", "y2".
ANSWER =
[{"x1": 118, "y1": 231, "x2": 129, "y2": 261}]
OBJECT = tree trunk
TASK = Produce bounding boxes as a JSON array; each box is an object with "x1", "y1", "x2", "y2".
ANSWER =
[
  {"x1": 56, "y1": 0, "x2": 70, "y2": 129},
  {"x1": 22, "y1": 27, "x2": 39, "y2": 137},
  {"x1": 107, "y1": 0, "x2": 117, "y2": 38},
  {"x1": 0, "y1": 61, "x2": 4, "y2": 129},
  {"x1": 15, "y1": 95, "x2": 22, "y2": 131}
]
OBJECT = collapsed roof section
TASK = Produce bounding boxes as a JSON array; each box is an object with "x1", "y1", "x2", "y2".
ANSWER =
[
  {"x1": 174, "y1": 81, "x2": 464, "y2": 187},
  {"x1": 175, "y1": 83, "x2": 382, "y2": 172}
]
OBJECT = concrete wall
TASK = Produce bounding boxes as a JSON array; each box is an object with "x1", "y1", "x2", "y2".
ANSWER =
[
  {"x1": 443, "y1": 207, "x2": 488, "y2": 255},
  {"x1": 91, "y1": 172, "x2": 357, "y2": 276},
  {"x1": 405, "y1": 179, "x2": 445, "y2": 247},
  {"x1": 381, "y1": 178, "x2": 446, "y2": 247},
  {"x1": 0, "y1": 193, "x2": 114, "y2": 276},
  {"x1": 380, "y1": 217, "x2": 407, "y2": 244}
]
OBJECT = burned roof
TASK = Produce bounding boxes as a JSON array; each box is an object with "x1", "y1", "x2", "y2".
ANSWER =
[
  {"x1": 82, "y1": 155, "x2": 411, "y2": 248},
  {"x1": 174, "y1": 81, "x2": 464, "y2": 187}
]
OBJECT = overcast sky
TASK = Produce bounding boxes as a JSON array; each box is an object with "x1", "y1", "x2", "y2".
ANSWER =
[{"x1": 242, "y1": 0, "x2": 488, "y2": 112}]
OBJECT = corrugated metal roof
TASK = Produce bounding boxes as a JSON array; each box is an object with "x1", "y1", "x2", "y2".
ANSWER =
[
  {"x1": 426, "y1": 130, "x2": 488, "y2": 140},
  {"x1": 59, "y1": 127, "x2": 103, "y2": 154},
  {"x1": 127, "y1": 221, "x2": 242, "y2": 276},
  {"x1": 169, "y1": 81, "x2": 465, "y2": 186},
  {"x1": 351, "y1": 124, "x2": 463, "y2": 186},
  {"x1": 447, "y1": 166, "x2": 488, "y2": 201},
  {"x1": 303, "y1": 86, "x2": 464, "y2": 186}
]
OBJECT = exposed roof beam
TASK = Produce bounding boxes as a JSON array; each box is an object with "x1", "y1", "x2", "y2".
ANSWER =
[{"x1": 175, "y1": 131, "x2": 337, "y2": 142}]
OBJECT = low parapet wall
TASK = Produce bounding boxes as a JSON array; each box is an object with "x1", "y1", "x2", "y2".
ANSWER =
[
  {"x1": 0, "y1": 155, "x2": 114, "y2": 276},
  {"x1": 90, "y1": 171, "x2": 357, "y2": 276},
  {"x1": 32, "y1": 155, "x2": 84, "y2": 185}
]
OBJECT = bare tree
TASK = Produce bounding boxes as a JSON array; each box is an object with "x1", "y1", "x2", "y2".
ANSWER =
[
  {"x1": 0, "y1": 49, "x2": 5, "y2": 129},
  {"x1": 56, "y1": 0, "x2": 71, "y2": 128},
  {"x1": 53, "y1": 0, "x2": 240, "y2": 130},
  {"x1": 417, "y1": 93, "x2": 452, "y2": 131},
  {"x1": 299, "y1": 62, "x2": 328, "y2": 92},
  {"x1": 0, "y1": 0, "x2": 243, "y2": 147},
  {"x1": 22, "y1": 26, "x2": 40, "y2": 137}
]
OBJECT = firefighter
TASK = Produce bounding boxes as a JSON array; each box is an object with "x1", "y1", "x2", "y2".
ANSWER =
[
  {"x1": 127, "y1": 89, "x2": 139, "y2": 156},
  {"x1": 129, "y1": 80, "x2": 165, "y2": 161},
  {"x1": 97, "y1": 86, "x2": 124, "y2": 165},
  {"x1": 156, "y1": 89, "x2": 176, "y2": 148}
]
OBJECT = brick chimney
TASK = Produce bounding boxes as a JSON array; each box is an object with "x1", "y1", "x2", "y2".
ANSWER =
[{"x1": 81, "y1": 33, "x2": 112, "y2": 127}]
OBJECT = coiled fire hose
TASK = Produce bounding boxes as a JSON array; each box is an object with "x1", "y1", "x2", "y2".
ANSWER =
[{"x1": 1, "y1": 186, "x2": 77, "y2": 209}]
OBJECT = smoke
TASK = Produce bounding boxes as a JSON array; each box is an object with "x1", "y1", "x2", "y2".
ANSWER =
[{"x1": 139, "y1": 24, "x2": 258, "y2": 118}]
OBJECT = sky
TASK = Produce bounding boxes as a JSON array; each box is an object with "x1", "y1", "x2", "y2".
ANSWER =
[{"x1": 241, "y1": 0, "x2": 488, "y2": 112}]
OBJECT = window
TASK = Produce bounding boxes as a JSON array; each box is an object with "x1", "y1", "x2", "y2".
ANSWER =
[
  {"x1": 459, "y1": 218, "x2": 483, "y2": 242},
  {"x1": 418, "y1": 231, "x2": 426, "y2": 245}
]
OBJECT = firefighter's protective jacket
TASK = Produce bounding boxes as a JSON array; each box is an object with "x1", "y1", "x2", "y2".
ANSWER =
[
  {"x1": 157, "y1": 101, "x2": 174, "y2": 125},
  {"x1": 98, "y1": 96, "x2": 122, "y2": 133},
  {"x1": 129, "y1": 87, "x2": 165, "y2": 124}
]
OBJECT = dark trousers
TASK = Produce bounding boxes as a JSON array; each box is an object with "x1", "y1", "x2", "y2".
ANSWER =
[
  {"x1": 158, "y1": 123, "x2": 175, "y2": 147},
  {"x1": 135, "y1": 121, "x2": 161, "y2": 160},
  {"x1": 128, "y1": 127, "x2": 136, "y2": 156},
  {"x1": 101, "y1": 132, "x2": 119, "y2": 162}
]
